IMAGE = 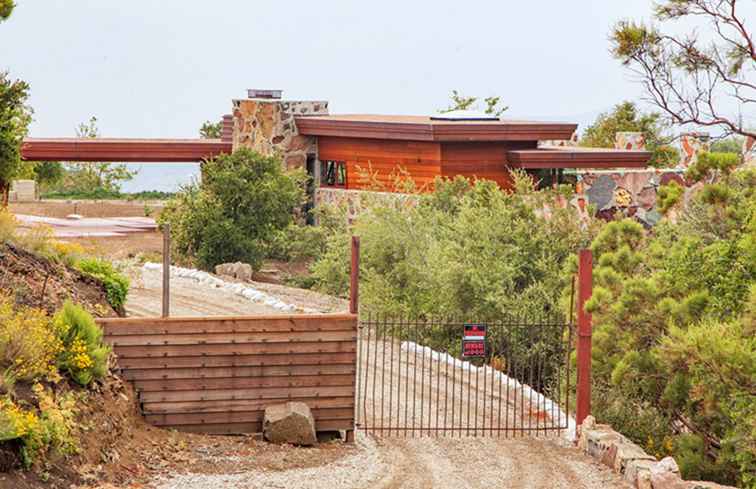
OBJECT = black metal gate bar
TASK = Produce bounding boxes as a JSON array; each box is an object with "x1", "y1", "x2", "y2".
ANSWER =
[{"x1": 356, "y1": 312, "x2": 574, "y2": 437}]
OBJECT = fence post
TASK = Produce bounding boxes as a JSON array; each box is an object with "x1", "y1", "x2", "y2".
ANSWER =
[
  {"x1": 162, "y1": 223, "x2": 171, "y2": 318},
  {"x1": 575, "y1": 248, "x2": 593, "y2": 429},
  {"x1": 349, "y1": 235, "x2": 360, "y2": 315},
  {"x1": 346, "y1": 235, "x2": 360, "y2": 444}
]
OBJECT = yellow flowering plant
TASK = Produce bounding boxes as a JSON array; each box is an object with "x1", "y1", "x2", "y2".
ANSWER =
[
  {"x1": 53, "y1": 302, "x2": 110, "y2": 386},
  {"x1": 0, "y1": 296, "x2": 62, "y2": 383}
]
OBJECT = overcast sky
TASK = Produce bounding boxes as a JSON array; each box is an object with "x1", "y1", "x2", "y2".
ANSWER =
[{"x1": 0, "y1": 0, "x2": 750, "y2": 190}]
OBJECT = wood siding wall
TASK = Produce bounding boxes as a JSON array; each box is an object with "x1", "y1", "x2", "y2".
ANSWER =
[
  {"x1": 99, "y1": 314, "x2": 358, "y2": 435},
  {"x1": 317, "y1": 137, "x2": 540, "y2": 192},
  {"x1": 318, "y1": 137, "x2": 441, "y2": 191},
  {"x1": 440, "y1": 141, "x2": 537, "y2": 189}
]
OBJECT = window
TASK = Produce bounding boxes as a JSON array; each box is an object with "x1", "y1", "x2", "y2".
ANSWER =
[
  {"x1": 526, "y1": 168, "x2": 570, "y2": 190},
  {"x1": 321, "y1": 160, "x2": 346, "y2": 188}
]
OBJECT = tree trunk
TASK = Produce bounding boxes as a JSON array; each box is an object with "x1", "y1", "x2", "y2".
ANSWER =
[{"x1": 0, "y1": 181, "x2": 9, "y2": 208}]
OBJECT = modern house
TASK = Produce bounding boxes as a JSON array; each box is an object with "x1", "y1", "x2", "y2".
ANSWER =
[{"x1": 21, "y1": 89, "x2": 654, "y2": 209}]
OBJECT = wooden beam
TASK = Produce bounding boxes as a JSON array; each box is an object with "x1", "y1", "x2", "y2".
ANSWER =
[{"x1": 21, "y1": 137, "x2": 232, "y2": 162}]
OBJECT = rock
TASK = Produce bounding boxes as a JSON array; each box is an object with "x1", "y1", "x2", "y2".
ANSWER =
[
  {"x1": 625, "y1": 459, "x2": 656, "y2": 486},
  {"x1": 584, "y1": 427, "x2": 623, "y2": 461},
  {"x1": 215, "y1": 262, "x2": 253, "y2": 281},
  {"x1": 650, "y1": 457, "x2": 685, "y2": 489},
  {"x1": 637, "y1": 469, "x2": 653, "y2": 489},
  {"x1": 652, "y1": 457, "x2": 681, "y2": 475},
  {"x1": 650, "y1": 471, "x2": 688, "y2": 489},
  {"x1": 613, "y1": 440, "x2": 655, "y2": 474},
  {"x1": 263, "y1": 402, "x2": 317, "y2": 446}
]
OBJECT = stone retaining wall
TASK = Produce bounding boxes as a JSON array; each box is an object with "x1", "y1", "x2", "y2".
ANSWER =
[{"x1": 578, "y1": 416, "x2": 735, "y2": 489}]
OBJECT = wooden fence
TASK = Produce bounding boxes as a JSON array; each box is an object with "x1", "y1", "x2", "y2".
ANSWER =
[{"x1": 98, "y1": 313, "x2": 358, "y2": 435}]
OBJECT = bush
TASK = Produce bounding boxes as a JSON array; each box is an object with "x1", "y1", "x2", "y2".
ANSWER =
[
  {"x1": 311, "y1": 173, "x2": 597, "y2": 319},
  {"x1": 53, "y1": 302, "x2": 110, "y2": 386},
  {"x1": 0, "y1": 296, "x2": 62, "y2": 383},
  {"x1": 75, "y1": 258, "x2": 129, "y2": 312},
  {"x1": 158, "y1": 148, "x2": 306, "y2": 271},
  {"x1": 0, "y1": 385, "x2": 79, "y2": 467},
  {"x1": 586, "y1": 169, "x2": 756, "y2": 487}
]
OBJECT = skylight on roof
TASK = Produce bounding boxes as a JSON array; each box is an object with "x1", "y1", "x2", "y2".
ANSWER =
[{"x1": 430, "y1": 110, "x2": 500, "y2": 121}]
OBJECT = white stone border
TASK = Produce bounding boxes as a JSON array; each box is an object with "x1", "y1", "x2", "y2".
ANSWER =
[{"x1": 142, "y1": 263, "x2": 318, "y2": 313}]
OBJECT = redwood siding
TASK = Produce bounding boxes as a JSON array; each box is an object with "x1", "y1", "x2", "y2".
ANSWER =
[
  {"x1": 317, "y1": 137, "x2": 442, "y2": 191},
  {"x1": 440, "y1": 141, "x2": 537, "y2": 189}
]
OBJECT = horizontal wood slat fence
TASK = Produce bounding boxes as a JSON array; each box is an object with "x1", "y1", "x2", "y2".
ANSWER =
[{"x1": 98, "y1": 313, "x2": 358, "y2": 435}]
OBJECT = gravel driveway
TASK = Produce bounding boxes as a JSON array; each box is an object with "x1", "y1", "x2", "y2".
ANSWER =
[{"x1": 121, "y1": 266, "x2": 631, "y2": 489}]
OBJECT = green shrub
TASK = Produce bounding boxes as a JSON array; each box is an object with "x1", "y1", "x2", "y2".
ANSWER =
[
  {"x1": 311, "y1": 173, "x2": 597, "y2": 319},
  {"x1": 158, "y1": 148, "x2": 306, "y2": 271},
  {"x1": 586, "y1": 169, "x2": 756, "y2": 487},
  {"x1": 53, "y1": 302, "x2": 110, "y2": 386},
  {"x1": 75, "y1": 258, "x2": 129, "y2": 312}
]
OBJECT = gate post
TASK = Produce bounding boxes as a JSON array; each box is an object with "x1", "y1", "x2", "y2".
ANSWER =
[
  {"x1": 349, "y1": 236, "x2": 360, "y2": 315},
  {"x1": 162, "y1": 223, "x2": 171, "y2": 318},
  {"x1": 575, "y1": 249, "x2": 593, "y2": 429},
  {"x1": 346, "y1": 235, "x2": 360, "y2": 443}
]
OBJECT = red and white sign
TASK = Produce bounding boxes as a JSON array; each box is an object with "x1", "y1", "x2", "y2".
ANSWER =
[{"x1": 462, "y1": 323, "x2": 487, "y2": 358}]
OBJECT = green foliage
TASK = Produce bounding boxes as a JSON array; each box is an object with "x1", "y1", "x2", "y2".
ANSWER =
[
  {"x1": 580, "y1": 101, "x2": 679, "y2": 168},
  {"x1": 0, "y1": 71, "x2": 32, "y2": 204},
  {"x1": 75, "y1": 258, "x2": 129, "y2": 312},
  {"x1": 159, "y1": 148, "x2": 306, "y2": 271},
  {"x1": 31, "y1": 161, "x2": 65, "y2": 191},
  {"x1": 686, "y1": 151, "x2": 741, "y2": 183},
  {"x1": 0, "y1": 0, "x2": 14, "y2": 21},
  {"x1": 53, "y1": 117, "x2": 137, "y2": 196},
  {"x1": 442, "y1": 90, "x2": 509, "y2": 116},
  {"x1": 312, "y1": 173, "x2": 595, "y2": 319},
  {"x1": 657, "y1": 180, "x2": 684, "y2": 214},
  {"x1": 199, "y1": 120, "x2": 222, "y2": 139},
  {"x1": 711, "y1": 136, "x2": 744, "y2": 155},
  {"x1": 267, "y1": 223, "x2": 329, "y2": 262},
  {"x1": 586, "y1": 168, "x2": 756, "y2": 487},
  {"x1": 52, "y1": 302, "x2": 110, "y2": 386}
]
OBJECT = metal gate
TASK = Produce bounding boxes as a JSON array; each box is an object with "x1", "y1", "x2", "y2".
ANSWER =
[{"x1": 356, "y1": 312, "x2": 573, "y2": 437}]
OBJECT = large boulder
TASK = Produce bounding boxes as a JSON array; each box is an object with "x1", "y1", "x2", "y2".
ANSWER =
[
  {"x1": 263, "y1": 402, "x2": 317, "y2": 446},
  {"x1": 215, "y1": 262, "x2": 253, "y2": 281}
]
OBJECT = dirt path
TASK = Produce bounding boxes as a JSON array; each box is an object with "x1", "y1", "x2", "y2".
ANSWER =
[
  {"x1": 124, "y1": 265, "x2": 346, "y2": 317},
  {"x1": 120, "y1": 265, "x2": 630, "y2": 489}
]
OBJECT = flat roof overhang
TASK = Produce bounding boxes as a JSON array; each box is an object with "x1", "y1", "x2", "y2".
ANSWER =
[
  {"x1": 21, "y1": 138, "x2": 232, "y2": 162},
  {"x1": 507, "y1": 147, "x2": 652, "y2": 169},
  {"x1": 295, "y1": 115, "x2": 577, "y2": 142}
]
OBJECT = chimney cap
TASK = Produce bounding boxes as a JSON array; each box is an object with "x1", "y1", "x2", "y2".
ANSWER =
[{"x1": 247, "y1": 89, "x2": 283, "y2": 99}]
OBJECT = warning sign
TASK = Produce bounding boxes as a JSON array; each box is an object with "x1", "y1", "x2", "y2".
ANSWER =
[{"x1": 462, "y1": 323, "x2": 487, "y2": 358}]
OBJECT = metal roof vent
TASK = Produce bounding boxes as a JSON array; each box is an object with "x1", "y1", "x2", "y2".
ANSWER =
[
  {"x1": 431, "y1": 109, "x2": 499, "y2": 121},
  {"x1": 247, "y1": 89, "x2": 283, "y2": 100}
]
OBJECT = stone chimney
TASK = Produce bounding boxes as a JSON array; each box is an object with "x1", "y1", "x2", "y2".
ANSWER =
[
  {"x1": 679, "y1": 132, "x2": 710, "y2": 168},
  {"x1": 614, "y1": 132, "x2": 646, "y2": 151},
  {"x1": 231, "y1": 90, "x2": 329, "y2": 170}
]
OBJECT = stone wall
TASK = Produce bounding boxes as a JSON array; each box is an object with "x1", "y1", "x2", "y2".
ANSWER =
[
  {"x1": 578, "y1": 416, "x2": 735, "y2": 489},
  {"x1": 570, "y1": 132, "x2": 710, "y2": 227},
  {"x1": 232, "y1": 98, "x2": 329, "y2": 170},
  {"x1": 315, "y1": 187, "x2": 419, "y2": 222}
]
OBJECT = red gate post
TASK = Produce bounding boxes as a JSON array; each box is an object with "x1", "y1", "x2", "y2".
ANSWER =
[
  {"x1": 575, "y1": 249, "x2": 593, "y2": 430},
  {"x1": 346, "y1": 235, "x2": 360, "y2": 443}
]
